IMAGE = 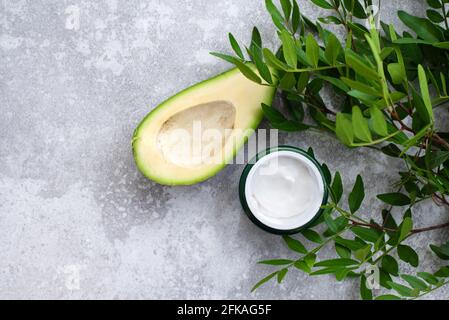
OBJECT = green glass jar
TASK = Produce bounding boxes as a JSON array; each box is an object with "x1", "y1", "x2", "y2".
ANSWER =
[{"x1": 239, "y1": 146, "x2": 328, "y2": 235}]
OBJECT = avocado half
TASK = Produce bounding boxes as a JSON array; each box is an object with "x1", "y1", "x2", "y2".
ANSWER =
[{"x1": 132, "y1": 67, "x2": 276, "y2": 186}]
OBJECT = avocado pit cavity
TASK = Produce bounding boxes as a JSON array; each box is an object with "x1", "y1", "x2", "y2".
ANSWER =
[{"x1": 157, "y1": 100, "x2": 236, "y2": 168}]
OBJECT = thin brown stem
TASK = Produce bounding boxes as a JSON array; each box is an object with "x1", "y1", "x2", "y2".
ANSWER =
[
  {"x1": 433, "y1": 193, "x2": 449, "y2": 207},
  {"x1": 397, "y1": 102, "x2": 413, "y2": 116},
  {"x1": 350, "y1": 220, "x2": 396, "y2": 233},
  {"x1": 412, "y1": 221, "x2": 449, "y2": 234},
  {"x1": 391, "y1": 109, "x2": 415, "y2": 134},
  {"x1": 305, "y1": 93, "x2": 337, "y2": 116},
  {"x1": 350, "y1": 218, "x2": 449, "y2": 235},
  {"x1": 432, "y1": 133, "x2": 449, "y2": 151}
]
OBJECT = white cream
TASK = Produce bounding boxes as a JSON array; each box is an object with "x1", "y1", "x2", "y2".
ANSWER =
[{"x1": 245, "y1": 151, "x2": 325, "y2": 231}]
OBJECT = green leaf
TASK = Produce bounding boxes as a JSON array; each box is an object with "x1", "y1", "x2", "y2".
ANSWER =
[
  {"x1": 388, "y1": 282, "x2": 417, "y2": 297},
  {"x1": 265, "y1": 0, "x2": 286, "y2": 31},
  {"x1": 348, "y1": 90, "x2": 377, "y2": 105},
  {"x1": 374, "y1": 234, "x2": 385, "y2": 251},
  {"x1": 404, "y1": 186, "x2": 419, "y2": 199},
  {"x1": 233, "y1": 60, "x2": 262, "y2": 84},
  {"x1": 381, "y1": 144, "x2": 401, "y2": 157},
  {"x1": 335, "y1": 243, "x2": 351, "y2": 258},
  {"x1": 318, "y1": 16, "x2": 337, "y2": 25},
  {"x1": 397, "y1": 245, "x2": 419, "y2": 267},
  {"x1": 304, "y1": 253, "x2": 317, "y2": 268},
  {"x1": 210, "y1": 52, "x2": 239, "y2": 64},
  {"x1": 335, "y1": 236, "x2": 366, "y2": 251},
  {"x1": 280, "y1": 0, "x2": 292, "y2": 20},
  {"x1": 417, "y1": 272, "x2": 439, "y2": 285},
  {"x1": 352, "y1": 106, "x2": 372, "y2": 142},
  {"x1": 388, "y1": 63, "x2": 406, "y2": 85},
  {"x1": 251, "y1": 27, "x2": 262, "y2": 48},
  {"x1": 294, "y1": 260, "x2": 311, "y2": 273},
  {"x1": 250, "y1": 48, "x2": 273, "y2": 84},
  {"x1": 382, "y1": 255, "x2": 399, "y2": 276},
  {"x1": 351, "y1": 226, "x2": 381, "y2": 243},
  {"x1": 324, "y1": 211, "x2": 338, "y2": 233},
  {"x1": 280, "y1": 30, "x2": 298, "y2": 68},
  {"x1": 301, "y1": 229, "x2": 322, "y2": 244},
  {"x1": 307, "y1": 77, "x2": 324, "y2": 94},
  {"x1": 399, "y1": 217, "x2": 413, "y2": 242},
  {"x1": 272, "y1": 120, "x2": 310, "y2": 132},
  {"x1": 331, "y1": 172, "x2": 343, "y2": 204},
  {"x1": 324, "y1": 216, "x2": 348, "y2": 236},
  {"x1": 375, "y1": 295, "x2": 401, "y2": 300},
  {"x1": 324, "y1": 32, "x2": 341, "y2": 65},
  {"x1": 297, "y1": 72, "x2": 310, "y2": 93},
  {"x1": 343, "y1": 0, "x2": 367, "y2": 19},
  {"x1": 258, "y1": 259, "x2": 293, "y2": 265},
  {"x1": 305, "y1": 34, "x2": 320, "y2": 67},
  {"x1": 369, "y1": 107, "x2": 388, "y2": 136},
  {"x1": 335, "y1": 268, "x2": 352, "y2": 281},
  {"x1": 380, "y1": 47, "x2": 394, "y2": 60},
  {"x1": 430, "y1": 241, "x2": 449, "y2": 260},
  {"x1": 440, "y1": 72, "x2": 448, "y2": 96},
  {"x1": 360, "y1": 275, "x2": 373, "y2": 300},
  {"x1": 310, "y1": 0, "x2": 333, "y2": 9},
  {"x1": 355, "y1": 244, "x2": 372, "y2": 262},
  {"x1": 375, "y1": 92, "x2": 407, "y2": 109},
  {"x1": 411, "y1": 86, "x2": 431, "y2": 125},
  {"x1": 310, "y1": 266, "x2": 356, "y2": 276},
  {"x1": 341, "y1": 78, "x2": 382, "y2": 97},
  {"x1": 318, "y1": 75, "x2": 350, "y2": 92},
  {"x1": 433, "y1": 41, "x2": 449, "y2": 49},
  {"x1": 379, "y1": 267, "x2": 393, "y2": 289},
  {"x1": 261, "y1": 103, "x2": 285, "y2": 123},
  {"x1": 417, "y1": 65, "x2": 434, "y2": 123},
  {"x1": 263, "y1": 48, "x2": 292, "y2": 71},
  {"x1": 291, "y1": 0, "x2": 301, "y2": 32},
  {"x1": 262, "y1": 103, "x2": 309, "y2": 131},
  {"x1": 348, "y1": 21, "x2": 369, "y2": 37},
  {"x1": 393, "y1": 38, "x2": 432, "y2": 45},
  {"x1": 280, "y1": 72, "x2": 296, "y2": 90},
  {"x1": 398, "y1": 10, "x2": 443, "y2": 42},
  {"x1": 430, "y1": 151, "x2": 449, "y2": 169},
  {"x1": 427, "y1": 0, "x2": 442, "y2": 9},
  {"x1": 382, "y1": 210, "x2": 397, "y2": 236},
  {"x1": 284, "y1": 94, "x2": 305, "y2": 122},
  {"x1": 400, "y1": 124, "x2": 431, "y2": 157},
  {"x1": 345, "y1": 49, "x2": 379, "y2": 81},
  {"x1": 283, "y1": 235, "x2": 307, "y2": 254},
  {"x1": 320, "y1": 163, "x2": 332, "y2": 184},
  {"x1": 348, "y1": 175, "x2": 365, "y2": 213},
  {"x1": 377, "y1": 193, "x2": 411, "y2": 206},
  {"x1": 434, "y1": 266, "x2": 449, "y2": 277},
  {"x1": 336, "y1": 113, "x2": 354, "y2": 146},
  {"x1": 401, "y1": 275, "x2": 428, "y2": 291},
  {"x1": 277, "y1": 268, "x2": 288, "y2": 283},
  {"x1": 229, "y1": 33, "x2": 244, "y2": 59},
  {"x1": 427, "y1": 9, "x2": 444, "y2": 23},
  {"x1": 310, "y1": 108, "x2": 335, "y2": 131},
  {"x1": 251, "y1": 271, "x2": 278, "y2": 292},
  {"x1": 315, "y1": 258, "x2": 359, "y2": 267}
]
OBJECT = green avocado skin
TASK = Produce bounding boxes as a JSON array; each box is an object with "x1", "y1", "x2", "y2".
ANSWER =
[{"x1": 132, "y1": 67, "x2": 276, "y2": 186}]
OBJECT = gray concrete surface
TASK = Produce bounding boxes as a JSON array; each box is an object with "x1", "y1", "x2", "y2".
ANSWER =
[{"x1": 1, "y1": 0, "x2": 448, "y2": 299}]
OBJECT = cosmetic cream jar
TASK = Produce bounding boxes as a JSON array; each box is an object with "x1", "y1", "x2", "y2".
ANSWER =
[{"x1": 239, "y1": 146, "x2": 328, "y2": 235}]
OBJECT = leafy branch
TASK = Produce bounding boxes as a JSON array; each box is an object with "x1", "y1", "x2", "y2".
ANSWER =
[
  {"x1": 213, "y1": 0, "x2": 449, "y2": 299},
  {"x1": 253, "y1": 162, "x2": 449, "y2": 300}
]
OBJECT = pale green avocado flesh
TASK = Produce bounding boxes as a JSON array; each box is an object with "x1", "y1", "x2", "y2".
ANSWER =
[{"x1": 132, "y1": 67, "x2": 276, "y2": 186}]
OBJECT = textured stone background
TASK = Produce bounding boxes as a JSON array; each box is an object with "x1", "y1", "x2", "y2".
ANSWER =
[{"x1": 1, "y1": 0, "x2": 448, "y2": 299}]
